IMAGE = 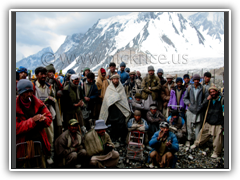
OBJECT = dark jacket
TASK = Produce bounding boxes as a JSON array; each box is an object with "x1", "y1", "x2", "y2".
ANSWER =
[
  {"x1": 204, "y1": 94, "x2": 224, "y2": 126},
  {"x1": 183, "y1": 84, "x2": 209, "y2": 114},
  {"x1": 146, "y1": 110, "x2": 166, "y2": 124}
]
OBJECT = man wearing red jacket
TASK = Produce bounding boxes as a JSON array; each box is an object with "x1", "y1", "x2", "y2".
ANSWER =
[{"x1": 16, "y1": 79, "x2": 52, "y2": 168}]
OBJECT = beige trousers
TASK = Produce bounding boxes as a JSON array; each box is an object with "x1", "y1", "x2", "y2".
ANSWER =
[{"x1": 194, "y1": 122, "x2": 223, "y2": 156}]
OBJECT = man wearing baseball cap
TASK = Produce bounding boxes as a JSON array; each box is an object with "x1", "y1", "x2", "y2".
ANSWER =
[
  {"x1": 16, "y1": 79, "x2": 52, "y2": 168},
  {"x1": 84, "y1": 120, "x2": 119, "y2": 168},
  {"x1": 54, "y1": 119, "x2": 88, "y2": 168}
]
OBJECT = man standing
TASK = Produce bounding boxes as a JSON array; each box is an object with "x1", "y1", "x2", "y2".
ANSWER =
[
  {"x1": 85, "y1": 120, "x2": 119, "y2": 168},
  {"x1": 95, "y1": 68, "x2": 110, "y2": 119},
  {"x1": 183, "y1": 74, "x2": 208, "y2": 147},
  {"x1": 62, "y1": 74, "x2": 84, "y2": 130},
  {"x1": 17, "y1": 66, "x2": 28, "y2": 80},
  {"x1": 183, "y1": 74, "x2": 190, "y2": 88},
  {"x1": 80, "y1": 72, "x2": 99, "y2": 130},
  {"x1": 149, "y1": 122, "x2": 179, "y2": 168},
  {"x1": 82, "y1": 67, "x2": 91, "y2": 81},
  {"x1": 55, "y1": 119, "x2": 88, "y2": 168},
  {"x1": 16, "y1": 79, "x2": 52, "y2": 168},
  {"x1": 99, "y1": 74, "x2": 131, "y2": 145},
  {"x1": 141, "y1": 66, "x2": 161, "y2": 110},
  {"x1": 124, "y1": 71, "x2": 142, "y2": 98},
  {"x1": 117, "y1": 62, "x2": 129, "y2": 85},
  {"x1": 107, "y1": 62, "x2": 117, "y2": 80},
  {"x1": 202, "y1": 72, "x2": 212, "y2": 92},
  {"x1": 63, "y1": 69, "x2": 76, "y2": 88},
  {"x1": 161, "y1": 75, "x2": 176, "y2": 118},
  {"x1": 190, "y1": 87, "x2": 224, "y2": 158},
  {"x1": 167, "y1": 77, "x2": 187, "y2": 119}
]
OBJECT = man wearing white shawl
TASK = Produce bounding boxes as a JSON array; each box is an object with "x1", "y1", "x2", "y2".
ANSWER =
[{"x1": 99, "y1": 74, "x2": 131, "y2": 145}]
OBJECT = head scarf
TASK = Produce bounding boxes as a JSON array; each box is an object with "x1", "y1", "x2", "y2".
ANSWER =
[{"x1": 96, "y1": 68, "x2": 109, "y2": 100}]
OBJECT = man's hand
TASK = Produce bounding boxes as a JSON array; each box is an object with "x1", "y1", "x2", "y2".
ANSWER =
[
  {"x1": 157, "y1": 130, "x2": 164, "y2": 141},
  {"x1": 166, "y1": 140, "x2": 172, "y2": 147},
  {"x1": 84, "y1": 97, "x2": 90, "y2": 102},
  {"x1": 207, "y1": 95, "x2": 212, "y2": 100},
  {"x1": 74, "y1": 100, "x2": 84, "y2": 107},
  {"x1": 32, "y1": 113, "x2": 46, "y2": 122},
  {"x1": 39, "y1": 113, "x2": 46, "y2": 122}
]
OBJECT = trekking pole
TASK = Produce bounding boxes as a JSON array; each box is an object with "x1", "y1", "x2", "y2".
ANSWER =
[{"x1": 198, "y1": 100, "x2": 211, "y2": 145}]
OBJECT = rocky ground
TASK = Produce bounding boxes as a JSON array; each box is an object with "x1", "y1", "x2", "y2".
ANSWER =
[{"x1": 114, "y1": 139, "x2": 224, "y2": 169}]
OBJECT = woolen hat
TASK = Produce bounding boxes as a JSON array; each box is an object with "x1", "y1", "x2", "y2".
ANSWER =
[
  {"x1": 70, "y1": 74, "x2": 80, "y2": 80},
  {"x1": 208, "y1": 86, "x2": 219, "y2": 93},
  {"x1": 134, "y1": 110, "x2": 141, "y2": 116},
  {"x1": 17, "y1": 66, "x2": 28, "y2": 75},
  {"x1": 68, "y1": 119, "x2": 79, "y2": 126},
  {"x1": 150, "y1": 104, "x2": 157, "y2": 110},
  {"x1": 192, "y1": 74, "x2": 200, "y2": 81},
  {"x1": 148, "y1": 65, "x2": 154, "y2": 71},
  {"x1": 183, "y1": 74, "x2": 190, "y2": 79},
  {"x1": 125, "y1": 67, "x2": 130, "y2": 72},
  {"x1": 94, "y1": 120, "x2": 108, "y2": 130},
  {"x1": 100, "y1": 68, "x2": 106, "y2": 74},
  {"x1": 46, "y1": 64, "x2": 55, "y2": 73},
  {"x1": 176, "y1": 77, "x2": 183, "y2": 83},
  {"x1": 120, "y1": 62, "x2": 126, "y2": 67},
  {"x1": 157, "y1": 68, "x2": 164, "y2": 74},
  {"x1": 17, "y1": 79, "x2": 33, "y2": 95},
  {"x1": 129, "y1": 71, "x2": 136, "y2": 75}
]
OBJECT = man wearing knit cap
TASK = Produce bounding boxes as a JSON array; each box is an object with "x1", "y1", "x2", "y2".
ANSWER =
[
  {"x1": 129, "y1": 92, "x2": 145, "y2": 112},
  {"x1": 167, "y1": 77, "x2": 187, "y2": 119},
  {"x1": 141, "y1": 66, "x2": 161, "y2": 110},
  {"x1": 161, "y1": 74, "x2": 176, "y2": 118},
  {"x1": 16, "y1": 79, "x2": 52, "y2": 168},
  {"x1": 117, "y1": 61, "x2": 129, "y2": 85},
  {"x1": 190, "y1": 86, "x2": 224, "y2": 158},
  {"x1": 82, "y1": 67, "x2": 90, "y2": 80},
  {"x1": 157, "y1": 68, "x2": 167, "y2": 86},
  {"x1": 183, "y1": 74, "x2": 209, "y2": 147},
  {"x1": 63, "y1": 69, "x2": 76, "y2": 88},
  {"x1": 124, "y1": 71, "x2": 142, "y2": 98}
]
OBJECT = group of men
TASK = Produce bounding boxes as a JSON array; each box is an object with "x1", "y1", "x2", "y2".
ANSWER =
[{"x1": 15, "y1": 62, "x2": 224, "y2": 168}]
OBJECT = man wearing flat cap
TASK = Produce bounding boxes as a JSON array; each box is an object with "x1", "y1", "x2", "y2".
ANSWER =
[
  {"x1": 191, "y1": 86, "x2": 224, "y2": 158},
  {"x1": 84, "y1": 120, "x2": 119, "y2": 168},
  {"x1": 183, "y1": 74, "x2": 209, "y2": 148},
  {"x1": 124, "y1": 71, "x2": 142, "y2": 98},
  {"x1": 148, "y1": 121, "x2": 179, "y2": 168}
]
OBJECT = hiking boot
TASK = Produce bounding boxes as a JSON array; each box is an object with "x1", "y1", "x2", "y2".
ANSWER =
[{"x1": 190, "y1": 144, "x2": 197, "y2": 149}]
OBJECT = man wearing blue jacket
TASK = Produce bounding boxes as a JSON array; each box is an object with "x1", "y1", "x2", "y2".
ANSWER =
[
  {"x1": 149, "y1": 121, "x2": 179, "y2": 168},
  {"x1": 117, "y1": 62, "x2": 129, "y2": 85}
]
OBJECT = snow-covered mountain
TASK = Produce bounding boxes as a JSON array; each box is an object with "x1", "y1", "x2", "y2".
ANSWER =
[
  {"x1": 17, "y1": 12, "x2": 224, "y2": 73},
  {"x1": 16, "y1": 47, "x2": 53, "y2": 70}
]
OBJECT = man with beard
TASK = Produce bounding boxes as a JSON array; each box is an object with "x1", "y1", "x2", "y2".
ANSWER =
[
  {"x1": 141, "y1": 66, "x2": 161, "y2": 110},
  {"x1": 63, "y1": 69, "x2": 76, "y2": 88},
  {"x1": 157, "y1": 68, "x2": 167, "y2": 86},
  {"x1": 117, "y1": 62, "x2": 129, "y2": 85},
  {"x1": 34, "y1": 66, "x2": 57, "y2": 165},
  {"x1": 149, "y1": 122, "x2": 179, "y2": 168},
  {"x1": 62, "y1": 74, "x2": 85, "y2": 131},
  {"x1": 190, "y1": 87, "x2": 224, "y2": 158},
  {"x1": 124, "y1": 71, "x2": 142, "y2": 98},
  {"x1": 107, "y1": 62, "x2": 117, "y2": 80},
  {"x1": 161, "y1": 75, "x2": 176, "y2": 118},
  {"x1": 95, "y1": 68, "x2": 110, "y2": 119},
  {"x1": 202, "y1": 72, "x2": 212, "y2": 92},
  {"x1": 16, "y1": 79, "x2": 52, "y2": 168},
  {"x1": 45, "y1": 64, "x2": 63, "y2": 140},
  {"x1": 99, "y1": 74, "x2": 131, "y2": 145}
]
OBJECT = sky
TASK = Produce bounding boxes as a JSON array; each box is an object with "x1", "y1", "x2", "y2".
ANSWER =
[{"x1": 16, "y1": 11, "x2": 196, "y2": 61}]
